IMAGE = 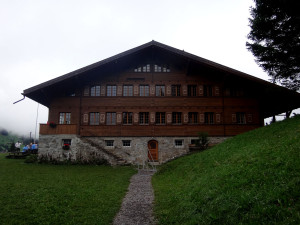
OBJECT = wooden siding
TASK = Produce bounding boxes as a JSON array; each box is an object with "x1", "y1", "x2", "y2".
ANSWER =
[{"x1": 40, "y1": 124, "x2": 77, "y2": 135}]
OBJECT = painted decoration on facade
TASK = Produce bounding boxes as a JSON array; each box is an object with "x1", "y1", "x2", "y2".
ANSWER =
[
  {"x1": 134, "y1": 113, "x2": 139, "y2": 123},
  {"x1": 167, "y1": 113, "x2": 172, "y2": 123},
  {"x1": 100, "y1": 113, "x2": 105, "y2": 124},
  {"x1": 117, "y1": 85, "x2": 122, "y2": 96},
  {"x1": 134, "y1": 85, "x2": 139, "y2": 96},
  {"x1": 182, "y1": 85, "x2": 187, "y2": 96},
  {"x1": 117, "y1": 113, "x2": 122, "y2": 123},
  {"x1": 184, "y1": 113, "x2": 188, "y2": 123},
  {"x1": 150, "y1": 112, "x2": 155, "y2": 123}
]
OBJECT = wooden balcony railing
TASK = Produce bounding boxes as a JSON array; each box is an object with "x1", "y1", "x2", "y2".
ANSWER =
[{"x1": 40, "y1": 124, "x2": 77, "y2": 135}]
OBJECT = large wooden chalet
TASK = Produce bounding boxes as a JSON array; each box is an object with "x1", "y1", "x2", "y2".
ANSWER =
[{"x1": 23, "y1": 41, "x2": 300, "y2": 165}]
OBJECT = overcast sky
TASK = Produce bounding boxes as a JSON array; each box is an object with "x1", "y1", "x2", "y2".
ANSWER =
[{"x1": 0, "y1": 0, "x2": 273, "y2": 137}]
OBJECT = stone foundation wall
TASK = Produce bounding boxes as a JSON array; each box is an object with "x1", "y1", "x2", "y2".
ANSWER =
[{"x1": 38, "y1": 135, "x2": 228, "y2": 165}]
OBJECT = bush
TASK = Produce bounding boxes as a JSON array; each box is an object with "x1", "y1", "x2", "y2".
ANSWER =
[{"x1": 196, "y1": 132, "x2": 209, "y2": 150}]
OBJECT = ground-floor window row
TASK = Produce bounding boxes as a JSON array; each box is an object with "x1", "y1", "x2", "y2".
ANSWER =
[{"x1": 58, "y1": 112, "x2": 252, "y2": 125}]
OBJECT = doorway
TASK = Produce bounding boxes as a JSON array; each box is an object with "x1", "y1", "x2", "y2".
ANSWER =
[{"x1": 148, "y1": 140, "x2": 158, "y2": 161}]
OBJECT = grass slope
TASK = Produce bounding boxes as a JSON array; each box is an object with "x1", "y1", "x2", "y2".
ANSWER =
[
  {"x1": 0, "y1": 157, "x2": 135, "y2": 225},
  {"x1": 153, "y1": 116, "x2": 300, "y2": 224}
]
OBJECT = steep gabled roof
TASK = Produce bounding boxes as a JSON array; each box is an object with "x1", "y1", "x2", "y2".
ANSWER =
[{"x1": 23, "y1": 40, "x2": 300, "y2": 117}]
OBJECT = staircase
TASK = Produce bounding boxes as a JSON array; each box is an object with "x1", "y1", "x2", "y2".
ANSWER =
[{"x1": 80, "y1": 137, "x2": 128, "y2": 165}]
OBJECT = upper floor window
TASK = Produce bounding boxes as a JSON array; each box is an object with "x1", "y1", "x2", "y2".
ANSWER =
[
  {"x1": 171, "y1": 85, "x2": 181, "y2": 96},
  {"x1": 188, "y1": 85, "x2": 197, "y2": 96},
  {"x1": 123, "y1": 112, "x2": 133, "y2": 125},
  {"x1": 188, "y1": 112, "x2": 198, "y2": 124},
  {"x1": 156, "y1": 85, "x2": 165, "y2": 96},
  {"x1": 156, "y1": 112, "x2": 166, "y2": 125},
  {"x1": 204, "y1": 85, "x2": 213, "y2": 97},
  {"x1": 91, "y1": 86, "x2": 101, "y2": 96},
  {"x1": 172, "y1": 112, "x2": 182, "y2": 124},
  {"x1": 154, "y1": 64, "x2": 170, "y2": 72},
  {"x1": 204, "y1": 112, "x2": 214, "y2": 124},
  {"x1": 59, "y1": 112, "x2": 71, "y2": 124},
  {"x1": 140, "y1": 85, "x2": 149, "y2": 96},
  {"x1": 107, "y1": 85, "x2": 117, "y2": 96},
  {"x1": 106, "y1": 112, "x2": 116, "y2": 125},
  {"x1": 123, "y1": 85, "x2": 133, "y2": 96},
  {"x1": 134, "y1": 64, "x2": 150, "y2": 72},
  {"x1": 236, "y1": 112, "x2": 246, "y2": 124},
  {"x1": 139, "y1": 112, "x2": 149, "y2": 125},
  {"x1": 90, "y1": 112, "x2": 99, "y2": 125}
]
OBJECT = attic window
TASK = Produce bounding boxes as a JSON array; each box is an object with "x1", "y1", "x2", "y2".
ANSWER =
[
  {"x1": 134, "y1": 64, "x2": 150, "y2": 72},
  {"x1": 154, "y1": 64, "x2": 170, "y2": 72}
]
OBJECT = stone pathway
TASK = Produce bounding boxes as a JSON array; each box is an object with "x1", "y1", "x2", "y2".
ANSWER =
[{"x1": 113, "y1": 170, "x2": 156, "y2": 225}]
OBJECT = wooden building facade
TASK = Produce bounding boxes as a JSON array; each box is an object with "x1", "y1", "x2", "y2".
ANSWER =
[{"x1": 23, "y1": 41, "x2": 300, "y2": 165}]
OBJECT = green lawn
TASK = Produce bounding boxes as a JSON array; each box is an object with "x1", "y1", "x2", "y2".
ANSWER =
[
  {"x1": 0, "y1": 156, "x2": 135, "y2": 225},
  {"x1": 152, "y1": 116, "x2": 300, "y2": 224}
]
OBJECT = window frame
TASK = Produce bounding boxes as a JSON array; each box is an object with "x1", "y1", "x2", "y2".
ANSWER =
[
  {"x1": 204, "y1": 112, "x2": 214, "y2": 124},
  {"x1": 188, "y1": 112, "x2": 198, "y2": 124},
  {"x1": 123, "y1": 112, "x2": 133, "y2": 125},
  {"x1": 106, "y1": 112, "x2": 116, "y2": 125},
  {"x1": 236, "y1": 112, "x2": 246, "y2": 124},
  {"x1": 171, "y1": 85, "x2": 181, "y2": 96},
  {"x1": 188, "y1": 85, "x2": 197, "y2": 97},
  {"x1": 123, "y1": 85, "x2": 133, "y2": 96},
  {"x1": 139, "y1": 112, "x2": 149, "y2": 125},
  {"x1": 172, "y1": 112, "x2": 182, "y2": 124},
  {"x1": 155, "y1": 112, "x2": 166, "y2": 125},
  {"x1": 89, "y1": 112, "x2": 100, "y2": 125},
  {"x1": 139, "y1": 85, "x2": 150, "y2": 96},
  {"x1": 90, "y1": 85, "x2": 101, "y2": 96},
  {"x1": 105, "y1": 140, "x2": 114, "y2": 147},
  {"x1": 107, "y1": 85, "x2": 117, "y2": 96},
  {"x1": 155, "y1": 85, "x2": 165, "y2": 96},
  {"x1": 59, "y1": 112, "x2": 71, "y2": 124},
  {"x1": 122, "y1": 140, "x2": 131, "y2": 147}
]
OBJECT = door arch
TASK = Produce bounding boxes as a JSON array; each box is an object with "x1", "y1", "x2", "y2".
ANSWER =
[{"x1": 148, "y1": 140, "x2": 158, "y2": 161}]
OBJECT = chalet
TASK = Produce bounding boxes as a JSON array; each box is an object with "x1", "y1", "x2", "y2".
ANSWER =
[{"x1": 23, "y1": 41, "x2": 300, "y2": 165}]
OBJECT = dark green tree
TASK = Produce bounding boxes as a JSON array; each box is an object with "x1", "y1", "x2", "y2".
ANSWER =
[{"x1": 246, "y1": 0, "x2": 300, "y2": 91}]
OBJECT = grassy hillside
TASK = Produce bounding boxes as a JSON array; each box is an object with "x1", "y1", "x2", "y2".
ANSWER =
[
  {"x1": 0, "y1": 156, "x2": 135, "y2": 224},
  {"x1": 152, "y1": 116, "x2": 300, "y2": 224}
]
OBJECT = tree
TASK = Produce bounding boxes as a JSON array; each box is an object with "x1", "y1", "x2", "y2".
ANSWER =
[{"x1": 246, "y1": 0, "x2": 300, "y2": 91}]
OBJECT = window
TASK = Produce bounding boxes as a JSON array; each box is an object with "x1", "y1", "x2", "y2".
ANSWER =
[
  {"x1": 89, "y1": 112, "x2": 99, "y2": 125},
  {"x1": 171, "y1": 85, "x2": 181, "y2": 96},
  {"x1": 236, "y1": 112, "x2": 246, "y2": 124},
  {"x1": 139, "y1": 85, "x2": 149, "y2": 96},
  {"x1": 156, "y1": 112, "x2": 166, "y2": 124},
  {"x1": 106, "y1": 112, "x2": 116, "y2": 125},
  {"x1": 62, "y1": 139, "x2": 71, "y2": 146},
  {"x1": 175, "y1": 139, "x2": 183, "y2": 147},
  {"x1": 156, "y1": 85, "x2": 165, "y2": 96},
  {"x1": 154, "y1": 64, "x2": 170, "y2": 72},
  {"x1": 123, "y1": 85, "x2": 133, "y2": 96},
  {"x1": 122, "y1": 140, "x2": 131, "y2": 147},
  {"x1": 59, "y1": 112, "x2": 71, "y2": 124},
  {"x1": 139, "y1": 112, "x2": 149, "y2": 124},
  {"x1": 204, "y1": 85, "x2": 213, "y2": 97},
  {"x1": 123, "y1": 112, "x2": 133, "y2": 125},
  {"x1": 105, "y1": 140, "x2": 114, "y2": 147},
  {"x1": 188, "y1": 85, "x2": 197, "y2": 96},
  {"x1": 107, "y1": 85, "x2": 117, "y2": 96},
  {"x1": 204, "y1": 112, "x2": 214, "y2": 124},
  {"x1": 90, "y1": 86, "x2": 100, "y2": 96},
  {"x1": 134, "y1": 64, "x2": 150, "y2": 72},
  {"x1": 188, "y1": 112, "x2": 198, "y2": 124},
  {"x1": 172, "y1": 112, "x2": 182, "y2": 124}
]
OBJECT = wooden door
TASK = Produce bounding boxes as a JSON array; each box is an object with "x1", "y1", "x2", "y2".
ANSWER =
[{"x1": 148, "y1": 140, "x2": 158, "y2": 161}]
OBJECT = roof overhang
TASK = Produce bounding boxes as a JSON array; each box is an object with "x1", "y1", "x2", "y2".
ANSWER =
[{"x1": 23, "y1": 40, "x2": 300, "y2": 117}]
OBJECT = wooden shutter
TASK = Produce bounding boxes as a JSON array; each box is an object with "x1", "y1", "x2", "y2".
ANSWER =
[
  {"x1": 83, "y1": 86, "x2": 89, "y2": 96},
  {"x1": 200, "y1": 114, "x2": 204, "y2": 123},
  {"x1": 247, "y1": 114, "x2": 253, "y2": 123},
  {"x1": 199, "y1": 85, "x2": 203, "y2": 96},
  {"x1": 216, "y1": 113, "x2": 221, "y2": 123},
  {"x1": 215, "y1": 86, "x2": 220, "y2": 96},
  {"x1": 232, "y1": 114, "x2": 237, "y2": 123}
]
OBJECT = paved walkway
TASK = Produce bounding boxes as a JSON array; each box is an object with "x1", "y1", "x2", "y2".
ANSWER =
[{"x1": 113, "y1": 170, "x2": 156, "y2": 225}]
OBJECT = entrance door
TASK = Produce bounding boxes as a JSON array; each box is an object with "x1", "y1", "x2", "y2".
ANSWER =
[{"x1": 148, "y1": 140, "x2": 158, "y2": 161}]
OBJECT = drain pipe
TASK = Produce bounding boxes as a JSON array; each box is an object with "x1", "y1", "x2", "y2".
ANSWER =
[{"x1": 13, "y1": 95, "x2": 25, "y2": 104}]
